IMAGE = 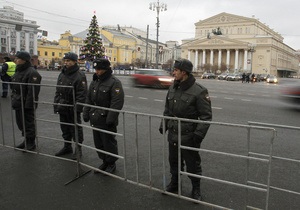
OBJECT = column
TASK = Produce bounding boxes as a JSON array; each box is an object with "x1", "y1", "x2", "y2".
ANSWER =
[
  {"x1": 34, "y1": 33, "x2": 38, "y2": 55},
  {"x1": 218, "y1": 49, "x2": 222, "y2": 69},
  {"x1": 202, "y1": 50, "x2": 206, "y2": 65},
  {"x1": 234, "y1": 49, "x2": 239, "y2": 71},
  {"x1": 243, "y1": 49, "x2": 248, "y2": 71},
  {"x1": 195, "y1": 50, "x2": 198, "y2": 72},
  {"x1": 226, "y1": 49, "x2": 230, "y2": 70},
  {"x1": 210, "y1": 49, "x2": 214, "y2": 66},
  {"x1": 188, "y1": 50, "x2": 191, "y2": 60},
  {"x1": 25, "y1": 32, "x2": 30, "y2": 52},
  {"x1": 16, "y1": 31, "x2": 20, "y2": 52}
]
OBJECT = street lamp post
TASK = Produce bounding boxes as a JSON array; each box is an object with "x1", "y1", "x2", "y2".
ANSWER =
[
  {"x1": 248, "y1": 43, "x2": 256, "y2": 73},
  {"x1": 149, "y1": 0, "x2": 167, "y2": 69}
]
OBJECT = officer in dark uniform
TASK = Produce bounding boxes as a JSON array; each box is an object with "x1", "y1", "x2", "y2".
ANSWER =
[
  {"x1": 54, "y1": 52, "x2": 87, "y2": 159},
  {"x1": 83, "y1": 58, "x2": 124, "y2": 174},
  {"x1": 12, "y1": 51, "x2": 42, "y2": 150},
  {"x1": 1, "y1": 56, "x2": 16, "y2": 98},
  {"x1": 159, "y1": 58, "x2": 212, "y2": 201}
]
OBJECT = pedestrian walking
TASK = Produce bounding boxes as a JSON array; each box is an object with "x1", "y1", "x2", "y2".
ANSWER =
[
  {"x1": 12, "y1": 51, "x2": 42, "y2": 151},
  {"x1": 83, "y1": 58, "x2": 124, "y2": 174},
  {"x1": 159, "y1": 58, "x2": 212, "y2": 201},
  {"x1": 54, "y1": 52, "x2": 87, "y2": 159},
  {"x1": 241, "y1": 72, "x2": 246, "y2": 83},
  {"x1": 1, "y1": 56, "x2": 16, "y2": 98}
]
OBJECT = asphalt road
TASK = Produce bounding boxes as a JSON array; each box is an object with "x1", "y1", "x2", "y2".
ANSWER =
[{"x1": 0, "y1": 70, "x2": 299, "y2": 210}]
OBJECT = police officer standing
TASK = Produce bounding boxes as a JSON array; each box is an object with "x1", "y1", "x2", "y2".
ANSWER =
[
  {"x1": 12, "y1": 51, "x2": 42, "y2": 150},
  {"x1": 159, "y1": 58, "x2": 212, "y2": 201},
  {"x1": 1, "y1": 56, "x2": 16, "y2": 98},
  {"x1": 54, "y1": 52, "x2": 87, "y2": 159},
  {"x1": 83, "y1": 58, "x2": 124, "y2": 174}
]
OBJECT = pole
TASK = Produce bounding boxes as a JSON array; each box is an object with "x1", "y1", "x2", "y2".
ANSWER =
[
  {"x1": 146, "y1": 25, "x2": 149, "y2": 68},
  {"x1": 156, "y1": 8, "x2": 159, "y2": 69}
]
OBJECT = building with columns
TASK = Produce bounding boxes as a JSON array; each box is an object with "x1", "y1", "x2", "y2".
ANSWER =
[
  {"x1": 0, "y1": 6, "x2": 39, "y2": 60},
  {"x1": 181, "y1": 12, "x2": 299, "y2": 77}
]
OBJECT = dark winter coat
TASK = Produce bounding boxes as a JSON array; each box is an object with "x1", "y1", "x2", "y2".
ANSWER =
[
  {"x1": 53, "y1": 64, "x2": 87, "y2": 114},
  {"x1": 83, "y1": 69, "x2": 124, "y2": 128},
  {"x1": 10, "y1": 61, "x2": 42, "y2": 110},
  {"x1": 162, "y1": 74, "x2": 212, "y2": 143}
]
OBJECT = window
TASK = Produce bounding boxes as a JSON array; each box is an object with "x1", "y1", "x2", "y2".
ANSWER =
[
  {"x1": 52, "y1": 52, "x2": 55, "y2": 56},
  {"x1": 45, "y1": 51, "x2": 48, "y2": 56},
  {"x1": 38, "y1": 51, "x2": 40, "y2": 56},
  {"x1": 1, "y1": 38, "x2": 6, "y2": 44}
]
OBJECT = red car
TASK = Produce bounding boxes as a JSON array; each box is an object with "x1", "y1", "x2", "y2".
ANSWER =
[{"x1": 131, "y1": 69, "x2": 174, "y2": 88}]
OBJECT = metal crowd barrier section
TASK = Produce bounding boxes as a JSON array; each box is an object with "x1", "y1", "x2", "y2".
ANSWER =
[
  {"x1": 0, "y1": 80, "x2": 288, "y2": 209},
  {"x1": 247, "y1": 121, "x2": 300, "y2": 197}
]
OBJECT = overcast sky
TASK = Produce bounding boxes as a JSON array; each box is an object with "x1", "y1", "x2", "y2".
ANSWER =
[{"x1": 2, "y1": 0, "x2": 300, "y2": 50}]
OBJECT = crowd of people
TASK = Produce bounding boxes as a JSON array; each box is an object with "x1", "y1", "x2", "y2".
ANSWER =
[{"x1": 1, "y1": 52, "x2": 212, "y2": 202}]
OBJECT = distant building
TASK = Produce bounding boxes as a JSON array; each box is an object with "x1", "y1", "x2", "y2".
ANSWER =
[
  {"x1": 0, "y1": 6, "x2": 39, "y2": 63},
  {"x1": 181, "y1": 12, "x2": 299, "y2": 77}
]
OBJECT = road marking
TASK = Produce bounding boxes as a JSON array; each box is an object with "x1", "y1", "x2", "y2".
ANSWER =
[
  {"x1": 262, "y1": 95, "x2": 270, "y2": 97},
  {"x1": 212, "y1": 107, "x2": 222, "y2": 109},
  {"x1": 224, "y1": 97, "x2": 234, "y2": 100},
  {"x1": 247, "y1": 93, "x2": 255, "y2": 96},
  {"x1": 125, "y1": 95, "x2": 133, "y2": 98},
  {"x1": 233, "y1": 92, "x2": 241, "y2": 94},
  {"x1": 154, "y1": 99, "x2": 164, "y2": 102},
  {"x1": 139, "y1": 97, "x2": 148, "y2": 100},
  {"x1": 210, "y1": 95, "x2": 217, "y2": 98},
  {"x1": 241, "y1": 99, "x2": 252, "y2": 101}
]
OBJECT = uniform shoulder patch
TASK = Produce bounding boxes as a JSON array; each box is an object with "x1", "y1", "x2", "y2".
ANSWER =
[
  {"x1": 115, "y1": 88, "x2": 121, "y2": 94},
  {"x1": 205, "y1": 93, "x2": 211, "y2": 102}
]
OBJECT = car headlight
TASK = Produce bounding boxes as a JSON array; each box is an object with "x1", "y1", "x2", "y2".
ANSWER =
[{"x1": 158, "y1": 78, "x2": 173, "y2": 82}]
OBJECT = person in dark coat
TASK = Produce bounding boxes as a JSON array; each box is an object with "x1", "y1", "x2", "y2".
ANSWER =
[
  {"x1": 54, "y1": 52, "x2": 87, "y2": 159},
  {"x1": 83, "y1": 58, "x2": 124, "y2": 174},
  {"x1": 159, "y1": 58, "x2": 212, "y2": 201},
  {"x1": 12, "y1": 51, "x2": 42, "y2": 150},
  {"x1": 1, "y1": 56, "x2": 16, "y2": 97}
]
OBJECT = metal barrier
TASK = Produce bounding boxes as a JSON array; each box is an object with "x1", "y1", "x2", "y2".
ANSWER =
[
  {"x1": 247, "y1": 122, "x2": 300, "y2": 199},
  {"x1": 1, "y1": 80, "x2": 299, "y2": 209}
]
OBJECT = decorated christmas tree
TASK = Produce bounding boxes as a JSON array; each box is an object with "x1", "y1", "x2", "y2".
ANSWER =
[{"x1": 79, "y1": 14, "x2": 105, "y2": 61}]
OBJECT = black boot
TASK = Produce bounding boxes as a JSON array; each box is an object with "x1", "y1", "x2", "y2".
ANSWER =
[
  {"x1": 71, "y1": 146, "x2": 82, "y2": 160},
  {"x1": 191, "y1": 186, "x2": 202, "y2": 202},
  {"x1": 165, "y1": 178, "x2": 178, "y2": 193},
  {"x1": 26, "y1": 138, "x2": 36, "y2": 151},
  {"x1": 55, "y1": 143, "x2": 73, "y2": 156},
  {"x1": 16, "y1": 141, "x2": 25, "y2": 149},
  {"x1": 94, "y1": 161, "x2": 109, "y2": 174},
  {"x1": 105, "y1": 163, "x2": 116, "y2": 174}
]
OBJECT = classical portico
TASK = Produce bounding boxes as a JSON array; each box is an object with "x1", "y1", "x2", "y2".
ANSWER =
[{"x1": 186, "y1": 36, "x2": 252, "y2": 73}]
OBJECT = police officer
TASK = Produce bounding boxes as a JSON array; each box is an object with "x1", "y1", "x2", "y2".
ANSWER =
[
  {"x1": 1, "y1": 56, "x2": 16, "y2": 98},
  {"x1": 54, "y1": 52, "x2": 87, "y2": 159},
  {"x1": 83, "y1": 58, "x2": 124, "y2": 174},
  {"x1": 159, "y1": 58, "x2": 212, "y2": 201},
  {"x1": 12, "y1": 51, "x2": 42, "y2": 150}
]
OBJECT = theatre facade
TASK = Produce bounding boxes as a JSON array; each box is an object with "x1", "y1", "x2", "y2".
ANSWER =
[{"x1": 181, "y1": 12, "x2": 299, "y2": 77}]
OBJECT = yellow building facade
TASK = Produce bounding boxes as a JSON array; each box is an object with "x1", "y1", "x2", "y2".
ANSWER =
[{"x1": 101, "y1": 28, "x2": 137, "y2": 68}]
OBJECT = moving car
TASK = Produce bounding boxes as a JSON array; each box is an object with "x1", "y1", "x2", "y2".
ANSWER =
[
  {"x1": 280, "y1": 83, "x2": 300, "y2": 107},
  {"x1": 266, "y1": 75, "x2": 278, "y2": 83},
  {"x1": 217, "y1": 72, "x2": 228, "y2": 80},
  {"x1": 201, "y1": 73, "x2": 216, "y2": 79},
  {"x1": 226, "y1": 73, "x2": 242, "y2": 81},
  {"x1": 131, "y1": 69, "x2": 174, "y2": 88}
]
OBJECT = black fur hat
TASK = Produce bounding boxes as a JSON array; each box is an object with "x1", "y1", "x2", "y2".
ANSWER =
[
  {"x1": 15, "y1": 51, "x2": 31, "y2": 62},
  {"x1": 93, "y1": 58, "x2": 111, "y2": 70},
  {"x1": 174, "y1": 58, "x2": 193, "y2": 73}
]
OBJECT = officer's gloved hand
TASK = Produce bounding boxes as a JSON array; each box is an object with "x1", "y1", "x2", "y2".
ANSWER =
[
  {"x1": 83, "y1": 113, "x2": 89, "y2": 122},
  {"x1": 159, "y1": 121, "x2": 168, "y2": 134},
  {"x1": 193, "y1": 133, "x2": 203, "y2": 144}
]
